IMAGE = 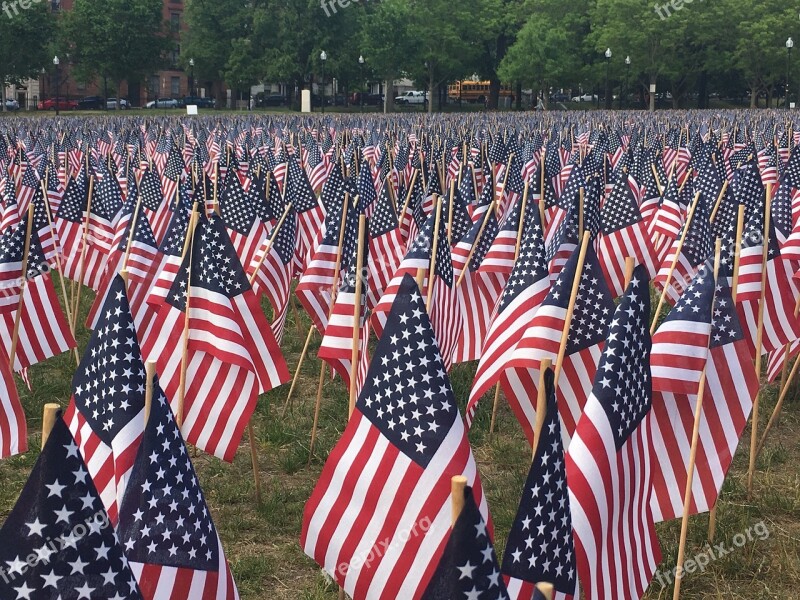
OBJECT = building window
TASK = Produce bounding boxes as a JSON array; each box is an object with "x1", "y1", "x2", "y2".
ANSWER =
[
  {"x1": 171, "y1": 76, "x2": 180, "y2": 97},
  {"x1": 77, "y1": 81, "x2": 86, "y2": 91},
  {"x1": 149, "y1": 75, "x2": 160, "y2": 98},
  {"x1": 170, "y1": 13, "x2": 180, "y2": 32},
  {"x1": 170, "y1": 49, "x2": 180, "y2": 68}
]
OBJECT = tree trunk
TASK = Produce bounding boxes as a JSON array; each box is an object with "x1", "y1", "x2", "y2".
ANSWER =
[
  {"x1": 383, "y1": 79, "x2": 393, "y2": 113},
  {"x1": 488, "y1": 78, "x2": 500, "y2": 110},
  {"x1": 697, "y1": 71, "x2": 708, "y2": 109},
  {"x1": 515, "y1": 81, "x2": 522, "y2": 110},
  {"x1": 750, "y1": 87, "x2": 758, "y2": 108},
  {"x1": 428, "y1": 72, "x2": 434, "y2": 115}
]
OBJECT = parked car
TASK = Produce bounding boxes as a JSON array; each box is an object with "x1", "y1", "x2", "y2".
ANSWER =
[
  {"x1": 106, "y1": 98, "x2": 129, "y2": 110},
  {"x1": 550, "y1": 92, "x2": 570, "y2": 103},
  {"x1": 145, "y1": 98, "x2": 179, "y2": 108},
  {"x1": 77, "y1": 96, "x2": 104, "y2": 110},
  {"x1": 259, "y1": 94, "x2": 286, "y2": 107},
  {"x1": 4, "y1": 99, "x2": 19, "y2": 111},
  {"x1": 350, "y1": 92, "x2": 385, "y2": 106},
  {"x1": 570, "y1": 93, "x2": 598, "y2": 102},
  {"x1": 180, "y1": 96, "x2": 215, "y2": 108},
  {"x1": 394, "y1": 90, "x2": 427, "y2": 105},
  {"x1": 38, "y1": 98, "x2": 78, "y2": 111}
]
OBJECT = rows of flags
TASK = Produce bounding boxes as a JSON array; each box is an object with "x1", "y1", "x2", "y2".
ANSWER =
[{"x1": 0, "y1": 111, "x2": 798, "y2": 599}]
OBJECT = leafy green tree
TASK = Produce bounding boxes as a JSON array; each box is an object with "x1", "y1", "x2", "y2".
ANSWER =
[{"x1": 0, "y1": 2, "x2": 54, "y2": 111}]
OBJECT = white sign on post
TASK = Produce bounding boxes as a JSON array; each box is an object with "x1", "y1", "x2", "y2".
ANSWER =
[
  {"x1": 301, "y1": 90, "x2": 311, "y2": 113},
  {"x1": 186, "y1": 105, "x2": 198, "y2": 115}
]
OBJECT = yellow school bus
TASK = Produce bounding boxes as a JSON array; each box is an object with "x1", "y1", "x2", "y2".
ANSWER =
[{"x1": 447, "y1": 80, "x2": 513, "y2": 104}]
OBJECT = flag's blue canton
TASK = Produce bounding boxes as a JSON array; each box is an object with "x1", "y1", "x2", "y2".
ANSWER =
[
  {"x1": 595, "y1": 265, "x2": 652, "y2": 449},
  {"x1": 287, "y1": 154, "x2": 319, "y2": 213},
  {"x1": 158, "y1": 199, "x2": 190, "y2": 257},
  {"x1": 731, "y1": 162, "x2": 764, "y2": 221},
  {"x1": 498, "y1": 214, "x2": 547, "y2": 313},
  {"x1": 601, "y1": 177, "x2": 641, "y2": 234},
  {"x1": 466, "y1": 213, "x2": 499, "y2": 271},
  {"x1": 679, "y1": 199, "x2": 713, "y2": 267},
  {"x1": 433, "y1": 211, "x2": 454, "y2": 286},
  {"x1": 20, "y1": 164, "x2": 40, "y2": 189},
  {"x1": 783, "y1": 147, "x2": 800, "y2": 188},
  {"x1": 93, "y1": 172, "x2": 123, "y2": 220},
  {"x1": 711, "y1": 281, "x2": 745, "y2": 348},
  {"x1": 73, "y1": 275, "x2": 145, "y2": 443},
  {"x1": 321, "y1": 163, "x2": 344, "y2": 212},
  {"x1": 356, "y1": 275, "x2": 457, "y2": 468},
  {"x1": 421, "y1": 487, "x2": 508, "y2": 600},
  {"x1": 259, "y1": 173, "x2": 284, "y2": 222},
  {"x1": 695, "y1": 162, "x2": 723, "y2": 213},
  {"x1": 357, "y1": 161, "x2": 377, "y2": 210},
  {"x1": 369, "y1": 186, "x2": 398, "y2": 239},
  {"x1": 272, "y1": 207, "x2": 297, "y2": 265},
  {"x1": 544, "y1": 142, "x2": 562, "y2": 180},
  {"x1": 164, "y1": 147, "x2": 185, "y2": 182},
  {"x1": 0, "y1": 216, "x2": 47, "y2": 276},
  {"x1": 711, "y1": 185, "x2": 738, "y2": 240},
  {"x1": 502, "y1": 368, "x2": 577, "y2": 594},
  {"x1": 458, "y1": 166, "x2": 476, "y2": 206},
  {"x1": 220, "y1": 174, "x2": 257, "y2": 235},
  {"x1": 557, "y1": 164, "x2": 583, "y2": 211},
  {"x1": 139, "y1": 170, "x2": 163, "y2": 212},
  {"x1": 117, "y1": 384, "x2": 219, "y2": 569},
  {"x1": 564, "y1": 247, "x2": 614, "y2": 355},
  {"x1": 119, "y1": 206, "x2": 158, "y2": 253},
  {"x1": 0, "y1": 418, "x2": 142, "y2": 600},
  {"x1": 771, "y1": 180, "x2": 793, "y2": 238},
  {"x1": 166, "y1": 215, "x2": 250, "y2": 312},
  {"x1": 57, "y1": 170, "x2": 89, "y2": 223},
  {"x1": 664, "y1": 268, "x2": 715, "y2": 324},
  {"x1": 545, "y1": 201, "x2": 579, "y2": 263}
]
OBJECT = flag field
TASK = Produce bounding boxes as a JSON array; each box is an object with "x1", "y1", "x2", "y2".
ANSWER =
[{"x1": 0, "y1": 277, "x2": 796, "y2": 599}]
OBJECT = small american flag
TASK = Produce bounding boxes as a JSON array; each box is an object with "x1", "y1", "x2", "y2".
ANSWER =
[
  {"x1": 117, "y1": 381, "x2": 239, "y2": 599},
  {"x1": 366, "y1": 184, "x2": 405, "y2": 310},
  {"x1": 565, "y1": 265, "x2": 661, "y2": 600},
  {"x1": 0, "y1": 344, "x2": 26, "y2": 458},
  {"x1": 0, "y1": 416, "x2": 144, "y2": 600},
  {"x1": 302, "y1": 274, "x2": 488, "y2": 599},
  {"x1": 502, "y1": 368, "x2": 577, "y2": 600},
  {"x1": 219, "y1": 172, "x2": 266, "y2": 268}
]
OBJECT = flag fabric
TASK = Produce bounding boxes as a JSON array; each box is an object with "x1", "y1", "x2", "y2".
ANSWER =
[
  {"x1": 0, "y1": 415, "x2": 144, "y2": 600},
  {"x1": 65, "y1": 275, "x2": 146, "y2": 523},
  {"x1": 0, "y1": 345, "x2": 26, "y2": 458},
  {"x1": 117, "y1": 379, "x2": 239, "y2": 599},
  {"x1": 142, "y1": 214, "x2": 289, "y2": 461},
  {"x1": 502, "y1": 368, "x2": 578, "y2": 600},
  {"x1": 366, "y1": 183, "x2": 405, "y2": 309},
  {"x1": 504, "y1": 244, "x2": 614, "y2": 446},
  {"x1": 466, "y1": 213, "x2": 549, "y2": 426},
  {"x1": 565, "y1": 265, "x2": 661, "y2": 600},
  {"x1": 650, "y1": 279, "x2": 758, "y2": 522},
  {"x1": 301, "y1": 274, "x2": 488, "y2": 600},
  {"x1": 420, "y1": 486, "x2": 508, "y2": 600}
]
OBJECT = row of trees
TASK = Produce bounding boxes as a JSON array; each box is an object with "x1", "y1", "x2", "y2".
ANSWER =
[{"x1": 0, "y1": 0, "x2": 798, "y2": 110}]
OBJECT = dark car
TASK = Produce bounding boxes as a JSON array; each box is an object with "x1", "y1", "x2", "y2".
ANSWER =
[
  {"x1": 351, "y1": 92, "x2": 384, "y2": 106},
  {"x1": 180, "y1": 96, "x2": 215, "y2": 108},
  {"x1": 77, "y1": 96, "x2": 104, "y2": 110},
  {"x1": 259, "y1": 94, "x2": 286, "y2": 107},
  {"x1": 550, "y1": 92, "x2": 570, "y2": 103}
]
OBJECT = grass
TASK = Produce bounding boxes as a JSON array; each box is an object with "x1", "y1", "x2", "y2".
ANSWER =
[{"x1": 0, "y1": 280, "x2": 798, "y2": 599}]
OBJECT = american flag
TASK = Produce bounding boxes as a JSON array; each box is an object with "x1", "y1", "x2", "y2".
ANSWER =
[
  {"x1": 357, "y1": 160, "x2": 378, "y2": 217},
  {"x1": 597, "y1": 173, "x2": 658, "y2": 297},
  {"x1": 649, "y1": 176, "x2": 685, "y2": 245},
  {"x1": 736, "y1": 186, "x2": 771, "y2": 301},
  {"x1": 161, "y1": 145, "x2": 186, "y2": 206},
  {"x1": 451, "y1": 209, "x2": 502, "y2": 364},
  {"x1": 219, "y1": 172, "x2": 266, "y2": 268},
  {"x1": 0, "y1": 213, "x2": 47, "y2": 312},
  {"x1": 0, "y1": 416, "x2": 144, "y2": 600},
  {"x1": 301, "y1": 274, "x2": 488, "y2": 599},
  {"x1": 138, "y1": 168, "x2": 172, "y2": 244},
  {"x1": 466, "y1": 211, "x2": 549, "y2": 426},
  {"x1": 651, "y1": 267, "x2": 714, "y2": 396},
  {"x1": 479, "y1": 195, "x2": 528, "y2": 275},
  {"x1": 650, "y1": 278, "x2": 758, "y2": 522},
  {"x1": 117, "y1": 381, "x2": 239, "y2": 599},
  {"x1": 285, "y1": 153, "x2": 324, "y2": 273},
  {"x1": 0, "y1": 344, "x2": 26, "y2": 458},
  {"x1": 248, "y1": 206, "x2": 297, "y2": 344},
  {"x1": 45, "y1": 164, "x2": 65, "y2": 218},
  {"x1": 55, "y1": 168, "x2": 90, "y2": 281},
  {"x1": 16, "y1": 163, "x2": 40, "y2": 214},
  {"x1": 502, "y1": 368, "x2": 577, "y2": 600},
  {"x1": 565, "y1": 265, "x2": 661, "y2": 600},
  {"x1": 420, "y1": 485, "x2": 508, "y2": 600},
  {"x1": 296, "y1": 194, "x2": 359, "y2": 335},
  {"x1": 505, "y1": 243, "x2": 614, "y2": 445},
  {"x1": 142, "y1": 214, "x2": 289, "y2": 461},
  {"x1": 366, "y1": 184, "x2": 405, "y2": 310},
  {"x1": 65, "y1": 275, "x2": 146, "y2": 522}
]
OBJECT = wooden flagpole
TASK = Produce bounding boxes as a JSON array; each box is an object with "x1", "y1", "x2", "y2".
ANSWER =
[
  {"x1": 70, "y1": 175, "x2": 95, "y2": 331},
  {"x1": 41, "y1": 403, "x2": 60, "y2": 450},
  {"x1": 309, "y1": 194, "x2": 353, "y2": 461},
  {"x1": 553, "y1": 231, "x2": 591, "y2": 385},
  {"x1": 39, "y1": 171, "x2": 79, "y2": 366},
  {"x1": 672, "y1": 239, "x2": 721, "y2": 600},
  {"x1": 176, "y1": 204, "x2": 200, "y2": 428},
  {"x1": 348, "y1": 215, "x2": 367, "y2": 417},
  {"x1": 455, "y1": 201, "x2": 496, "y2": 288},
  {"x1": 530, "y1": 357, "x2": 553, "y2": 461},
  {"x1": 9, "y1": 204, "x2": 35, "y2": 372},
  {"x1": 426, "y1": 197, "x2": 444, "y2": 312},
  {"x1": 650, "y1": 190, "x2": 702, "y2": 335},
  {"x1": 447, "y1": 179, "x2": 456, "y2": 244},
  {"x1": 144, "y1": 361, "x2": 155, "y2": 428},
  {"x1": 747, "y1": 183, "x2": 773, "y2": 499},
  {"x1": 450, "y1": 475, "x2": 468, "y2": 527}
]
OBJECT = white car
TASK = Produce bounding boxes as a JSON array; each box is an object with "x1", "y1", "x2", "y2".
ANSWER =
[
  {"x1": 395, "y1": 91, "x2": 427, "y2": 105},
  {"x1": 4, "y1": 99, "x2": 19, "y2": 111},
  {"x1": 146, "y1": 98, "x2": 178, "y2": 108},
  {"x1": 106, "y1": 98, "x2": 129, "y2": 110},
  {"x1": 571, "y1": 93, "x2": 598, "y2": 102}
]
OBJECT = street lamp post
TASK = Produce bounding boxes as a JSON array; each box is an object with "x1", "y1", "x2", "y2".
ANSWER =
[
  {"x1": 320, "y1": 51, "x2": 327, "y2": 114},
  {"x1": 53, "y1": 56, "x2": 60, "y2": 116},
  {"x1": 787, "y1": 38, "x2": 794, "y2": 109},
  {"x1": 604, "y1": 48, "x2": 612, "y2": 110},
  {"x1": 625, "y1": 55, "x2": 631, "y2": 109},
  {"x1": 359, "y1": 55, "x2": 365, "y2": 112},
  {"x1": 189, "y1": 57, "x2": 195, "y2": 98}
]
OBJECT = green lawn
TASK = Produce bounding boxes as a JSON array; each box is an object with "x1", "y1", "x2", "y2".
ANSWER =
[{"x1": 0, "y1": 279, "x2": 797, "y2": 598}]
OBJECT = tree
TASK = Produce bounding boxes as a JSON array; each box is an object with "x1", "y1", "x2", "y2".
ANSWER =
[
  {"x1": 63, "y1": 0, "x2": 168, "y2": 108},
  {"x1": 0, "y1": 2, "x2": 54, "y2": 111}
]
